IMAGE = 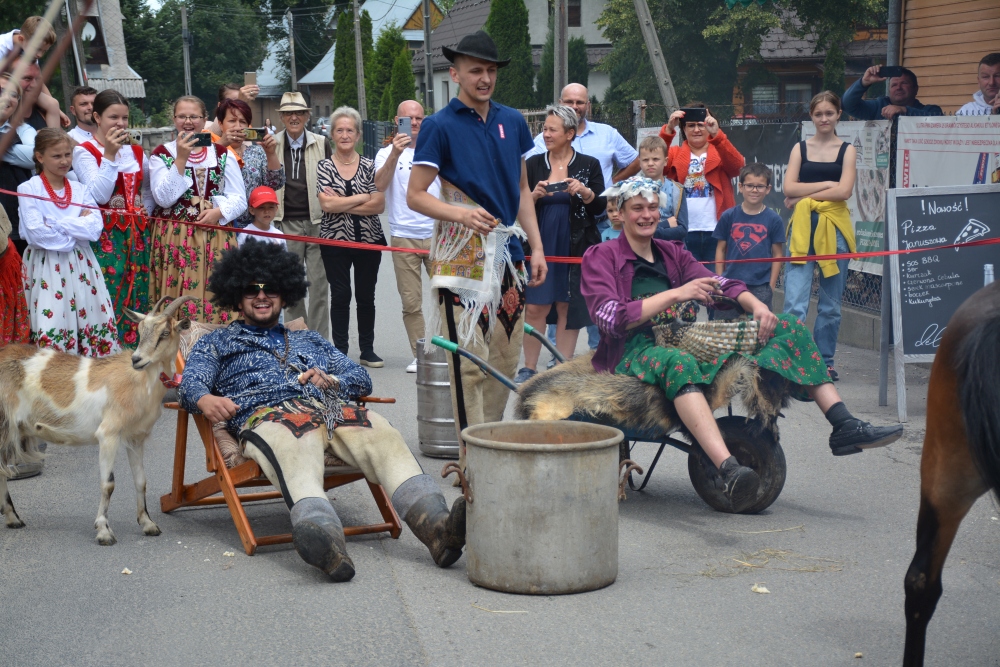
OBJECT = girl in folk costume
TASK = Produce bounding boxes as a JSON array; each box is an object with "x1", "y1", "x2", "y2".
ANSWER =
[
  {"x1": 18, "y1": 129, "x2": 119, "y2": 356},
  {"x1": 72, "y1": 89, "x2": 154, "y2": 347},
  {"x1": 148, "y1": 96, "x2": 247, "y2": 324}
]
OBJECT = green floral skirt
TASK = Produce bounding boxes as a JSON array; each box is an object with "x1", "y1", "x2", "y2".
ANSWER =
[{"x1": 615, "y1": 313, "x2": 830, "y2": 401}]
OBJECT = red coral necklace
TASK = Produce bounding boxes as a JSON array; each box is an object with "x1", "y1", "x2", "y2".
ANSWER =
[{"x1": 41, "y1": 173, "x2": 72, "y2": 209}]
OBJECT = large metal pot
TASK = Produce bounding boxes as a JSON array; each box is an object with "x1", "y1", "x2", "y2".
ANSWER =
[{"x1": 459, "y1": 420, "x2": 623, "y2": 595}]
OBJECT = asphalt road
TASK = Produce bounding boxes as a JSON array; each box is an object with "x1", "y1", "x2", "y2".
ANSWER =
[{"x1": 3, "y1": 239, "x2": 998, "y2": 666}]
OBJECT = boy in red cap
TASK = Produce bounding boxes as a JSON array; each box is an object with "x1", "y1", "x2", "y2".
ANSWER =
[{"x1": 238, "y1": 186, "x2": 286, "y2": 249}]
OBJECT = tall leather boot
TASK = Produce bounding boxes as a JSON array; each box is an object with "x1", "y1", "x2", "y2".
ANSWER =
[
  {"x1": 290, "y1": 497, "x2": 355, "y2": 581},
  {"x1": 392, "y1": 474, "x2": 466, "y2": 568}
]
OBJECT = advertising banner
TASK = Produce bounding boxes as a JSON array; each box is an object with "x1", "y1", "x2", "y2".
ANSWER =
[
  {"x1": 802, "y1": 120, "x2": 891, "y2": 275},
  {"x1": 896, "y1": 115, "x2": 1000, "y2": 188},
  {"x1": 725, "y1": 122, "x2": 801, "y2": 220}
]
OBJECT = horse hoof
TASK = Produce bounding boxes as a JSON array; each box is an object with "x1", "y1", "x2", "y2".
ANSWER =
[
  {"x1": 7, "y1": 519, "x2": 25, "y2": 529},
  {"x1": 143, "y1": 524, "x2": 162, "y2": 536},
  {"x1": 97, "y1": 531, "x2": 117, "y2": 546}
]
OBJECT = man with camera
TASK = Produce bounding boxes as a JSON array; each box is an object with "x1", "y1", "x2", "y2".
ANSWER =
[
  {"x1": 843, "y1": 66, "x2": 943, "y2": 120},
  {"x1": 374, "y1": 99, "x2": 440, "y2": 373},
  {"x1": 271, "y1": 91, "x2": 333, "y2": 339}
]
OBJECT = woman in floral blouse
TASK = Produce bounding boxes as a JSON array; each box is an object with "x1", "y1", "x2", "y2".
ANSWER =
[
  {"x1": 148, "y1": 96, "x2": 247, "y2": 324},
  {"x1": 214, "y1": 97, "x2": 285, "y2": 229},
  {"x1": 317, "y1": 106, "x2": 385, "y2": 367}
]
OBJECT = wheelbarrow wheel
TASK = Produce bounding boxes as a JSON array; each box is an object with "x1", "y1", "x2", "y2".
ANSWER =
[{"x1": 687, "y1": 416, "x2": 786, "y2": 514}]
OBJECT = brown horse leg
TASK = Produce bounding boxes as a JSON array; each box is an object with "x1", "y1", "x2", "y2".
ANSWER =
[{"x1": 902, "y1": 358, "x2": 988, "y2": 667}]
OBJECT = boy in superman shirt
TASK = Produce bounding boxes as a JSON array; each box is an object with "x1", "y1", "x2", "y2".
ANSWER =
[{"x1": 713, "y1": 162, "x2": 785, "y2": 310}]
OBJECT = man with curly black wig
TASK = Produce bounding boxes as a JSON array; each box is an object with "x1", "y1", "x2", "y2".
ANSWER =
[{"x1": 178, "y1": 239, "x2": 466, "y2": 581}]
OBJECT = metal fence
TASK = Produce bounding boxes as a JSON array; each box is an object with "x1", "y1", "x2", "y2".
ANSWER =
[{"x1": 361, "y1": 120, "x2": 394, "y2": 161}]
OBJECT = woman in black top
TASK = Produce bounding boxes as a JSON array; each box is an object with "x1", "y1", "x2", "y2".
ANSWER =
[
  {"x1": 317, "y1": 106, "x2": 386, "y2": 366},
  {"x1": 514, "y1": 105, "x2": 605, "y2": 384},
  {"x1": 782, "y1": 91, "x2": 857, "y2": 381}
]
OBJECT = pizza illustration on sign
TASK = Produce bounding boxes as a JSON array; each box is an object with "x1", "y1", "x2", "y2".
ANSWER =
[{"x1": 953, "y1": 219, "x2": 989, "y2": 251}]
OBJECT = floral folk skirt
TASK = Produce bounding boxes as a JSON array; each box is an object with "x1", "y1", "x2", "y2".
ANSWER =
[
  {"x1": 92, "y1": 223, "x2": 151, "y2": 347},
  {"x1": 616, "y1": 313, "x2": 830, "y2": 401},
  {"x1": 149, "y1": 218, "x2": 237, "y2": 325},
  {"x1": 22, "y1": 244, "x2": 120, "y2": 357}
]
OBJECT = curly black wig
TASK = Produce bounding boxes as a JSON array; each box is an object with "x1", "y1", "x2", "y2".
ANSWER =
[{"x1": 207, "y1": 238, "x2": 309, "y2": 311}]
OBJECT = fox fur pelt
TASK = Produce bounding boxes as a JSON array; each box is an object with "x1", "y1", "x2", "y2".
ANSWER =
[{"x1": 514, "y1": 352, "x2": 794, "y2": 438}]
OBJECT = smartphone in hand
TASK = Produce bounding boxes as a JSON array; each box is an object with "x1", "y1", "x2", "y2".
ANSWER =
[
  {"x1": 680, "y1": 107, "x2": 707, "y2": 123},
  {"x1": 544, "y1": 181, "x2": 569, "y2": 193},
  {"x1": 244, "y1": 127, "x2": 268, "y2": 142},
  {"x1": 193, "y1": 133, "x2": 214, "y2": 147},
  {"x1": 397, "y1": 117, "x2": 412, "y2": 137},
  {"x1": 244, "y1": 71, "x2": 257, "y2": 87},
  {"x1": 878, "y1": 66, "x2": 905, "y2": 79}
]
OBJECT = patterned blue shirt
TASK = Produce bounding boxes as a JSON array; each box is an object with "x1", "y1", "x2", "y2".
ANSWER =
[{"x1": 178, "y1": 322, "x2": 373, "y2": 433}]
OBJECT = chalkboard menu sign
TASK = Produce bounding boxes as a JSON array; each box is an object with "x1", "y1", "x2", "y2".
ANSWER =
[{"x1": 887, "y1": 184, "x2": 1000, "y2": 361}]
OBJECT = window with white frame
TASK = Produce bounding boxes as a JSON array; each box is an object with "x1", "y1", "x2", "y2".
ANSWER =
[{"x1": 751, "y1": 84, "x2": 779, "y2": 115}]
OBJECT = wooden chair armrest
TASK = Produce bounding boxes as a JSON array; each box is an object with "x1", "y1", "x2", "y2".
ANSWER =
[{"x1": 355, "y1": 396, "x2": 396, "y2": 405}]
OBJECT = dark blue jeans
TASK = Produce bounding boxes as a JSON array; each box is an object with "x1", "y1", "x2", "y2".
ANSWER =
[{"x1": 685, "y1": 230, "x2": 717, "y2": 266}]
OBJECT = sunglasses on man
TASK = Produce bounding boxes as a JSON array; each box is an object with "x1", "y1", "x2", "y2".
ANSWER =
[{"x1": 243, "y1": 284, "x2": 281, "y2": 299}]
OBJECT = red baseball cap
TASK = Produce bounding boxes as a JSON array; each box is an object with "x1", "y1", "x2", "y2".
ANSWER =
[{"x1": 249, "y1": 186, "x2": 279, "y2": 208}]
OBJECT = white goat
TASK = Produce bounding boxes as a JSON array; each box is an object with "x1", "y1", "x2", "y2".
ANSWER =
[{"x1": 0, "y1": 296, "x2": 193, "y2": 545}]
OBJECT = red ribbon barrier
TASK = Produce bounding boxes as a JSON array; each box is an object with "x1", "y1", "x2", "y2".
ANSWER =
[{"x1": 4, "y1": 186, "x2": 999, "y2": 265}]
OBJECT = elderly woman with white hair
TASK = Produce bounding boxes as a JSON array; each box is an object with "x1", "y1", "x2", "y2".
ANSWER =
[
  {"x1": 514, "y1": 105, "x2": 605, "y2": 384},
  {"x1": 317, "y1": 106, "x2": 386, "y2": 366}
]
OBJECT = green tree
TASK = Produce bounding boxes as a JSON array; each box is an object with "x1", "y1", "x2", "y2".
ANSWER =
[
  {"x1": 386, "y1": 45, "x2": 417, "y2": 114},
  {"x1": 536, "y1": 15, "x2": 555, "y2": 106},
  {"x1": 370, "y1": 24, "x2": 405, "y2": 119},
  {"x1": 267, "y1": 0, "x2": 337, "y2": 88},
  {"x1": 568, "y1": 36, "x2": 588, "y2": 89},
  {"x1": 379, "y1": 85, "x2": 393, "y2": 121},
  {"x1": 332, "y1": 9, "x2": 356, "y2": 108},
  {"x1": 483, "y1": 0, "x2": 536, "y2": 109},
  {"x1": 332, "y1": 8, "x2": 373, "y2": 111}
]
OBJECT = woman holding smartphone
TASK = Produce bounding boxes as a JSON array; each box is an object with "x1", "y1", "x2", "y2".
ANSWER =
[
  {"x1": 515, "y1": 105, "x2": 604, "y2": 385},
  {"x1": 782, "y1": 91, "x2": 857, "y2": 382},
  {"x1": 213, "y1": 97, "x2": 284, "y2": 229},
  {"x1": 73, "y1": 89, "x2": 154, "y2": 346},
  {"x1": 658, "y1": 104, "x2": 744, "y2": 265},
  {"x1": 149, "y1": 96, "x2": 248, "y2": 324}
]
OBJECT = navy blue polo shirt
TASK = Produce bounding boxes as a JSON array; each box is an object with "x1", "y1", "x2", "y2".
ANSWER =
[{"x1": 413, "y1": 97, "x2": 533, "y2": 262}]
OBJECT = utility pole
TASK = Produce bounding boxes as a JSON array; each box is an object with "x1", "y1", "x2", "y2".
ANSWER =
[
  {"x1": 63, "y1": 0, "x2": 85, "y2": 84},
  {"x1": 422, "y1": 0, "x2": 434, "y2": 111},
  {"x1": 352, "y1": 0, "x2": 367, "y2": 119},
  {"x1": 286, "y1": 9, "x2": 297, "y2": 91},
  {"x1": 554, "y1": 0, "x2": 568, "y2": 102},
  {"x1": 631, "y1": 0, "x2": 678, "y2": 111},
  {"x1": 181, "y1": 5, "x2": 192, "y2": 96}
]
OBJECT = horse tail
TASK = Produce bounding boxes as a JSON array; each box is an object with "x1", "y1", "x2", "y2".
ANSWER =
[{"x1": 956, "y1": 309, "x2": 1000, "y2": 501}]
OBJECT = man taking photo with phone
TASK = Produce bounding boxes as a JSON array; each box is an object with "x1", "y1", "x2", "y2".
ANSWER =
[
  {"x1": 843, "y1": 66, "x2": 943, "y2": 120},
  {"x1": 374, "y1": 100, "x2": 440, "y2": 373}
]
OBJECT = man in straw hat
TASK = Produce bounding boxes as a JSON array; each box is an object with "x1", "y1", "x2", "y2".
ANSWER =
[
  {"x1": 407, "y1": 31, "x2": 547, "y2": 454},
  {"x1": 271, "y1": 91, "x2": 333, "y2": 340},
  {"x1": 180, "y1": 239, "x2": 467, "y2": 581}
]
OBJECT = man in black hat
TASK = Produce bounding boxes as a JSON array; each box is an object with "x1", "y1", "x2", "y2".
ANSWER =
[{"x1": 407, "y1": 31, "x2": 547, "y2": 440}]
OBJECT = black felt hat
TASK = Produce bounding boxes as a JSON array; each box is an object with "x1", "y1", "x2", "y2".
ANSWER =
[{"x1": 442, "y1": 30, "x2": 510, "y2": 67}]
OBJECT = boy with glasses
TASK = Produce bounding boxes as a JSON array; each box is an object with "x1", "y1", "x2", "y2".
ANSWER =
[{"x1": 712, "y1": 163, "x2": 785, "y2": 310}]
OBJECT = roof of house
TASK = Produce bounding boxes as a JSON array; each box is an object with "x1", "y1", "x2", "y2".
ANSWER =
[
  {"x1": 412, "y1": 0, "x2": 493, "y2": 74},
  {"x1": 759, "y1": 24, "x2": 886, "y2": 61},
  {"x1": 299, "y1": 45, "x2": 336, "y2": 85}
]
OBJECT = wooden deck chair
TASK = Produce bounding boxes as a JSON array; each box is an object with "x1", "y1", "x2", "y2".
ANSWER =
[{"x1": 159, "y1": 323, "x2": 402, "y2": 556}]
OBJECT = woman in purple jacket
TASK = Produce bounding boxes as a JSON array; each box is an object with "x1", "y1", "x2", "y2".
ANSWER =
[{"x1": 581, "y1": 177, "x2": 902, "y2": 511}]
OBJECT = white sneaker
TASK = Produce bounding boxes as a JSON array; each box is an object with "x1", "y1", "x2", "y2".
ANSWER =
[{"x1": 406, "y1": 358, "x2": 418, "y2": 373}]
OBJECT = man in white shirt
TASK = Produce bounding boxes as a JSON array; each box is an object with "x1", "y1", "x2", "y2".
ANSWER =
[
  {"x1": 67, "y1": 86, "x2": 98, "y2": 144},
  {"x1": 956, "y1": 53, "x2": 1000, "y2": 116},
  {"x1": 374, "y1": 99, "x2": 441, "y2": 373}
]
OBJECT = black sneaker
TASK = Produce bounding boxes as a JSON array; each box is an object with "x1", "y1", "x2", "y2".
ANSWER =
[
  {"x1": 829, "y1": 419, "x2": 903, "y2": 456},
  {"x1": 513, "y1": 367, "x2": 537, "y2": 385},
  {"x1": 359, "y1": 351, "x2": 384, "y2": 368},
  {"x1": 718, "y1": 457, "x2": 760, "y2": 513}
]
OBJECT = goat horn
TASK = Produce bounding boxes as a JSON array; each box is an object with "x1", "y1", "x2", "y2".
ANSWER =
[
  {"x1": 160, "y1": 295, "x2": 198, "y2": 319},
  {"x1": 148, "y1": 296, "x2": 170, "y2": 314}
]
